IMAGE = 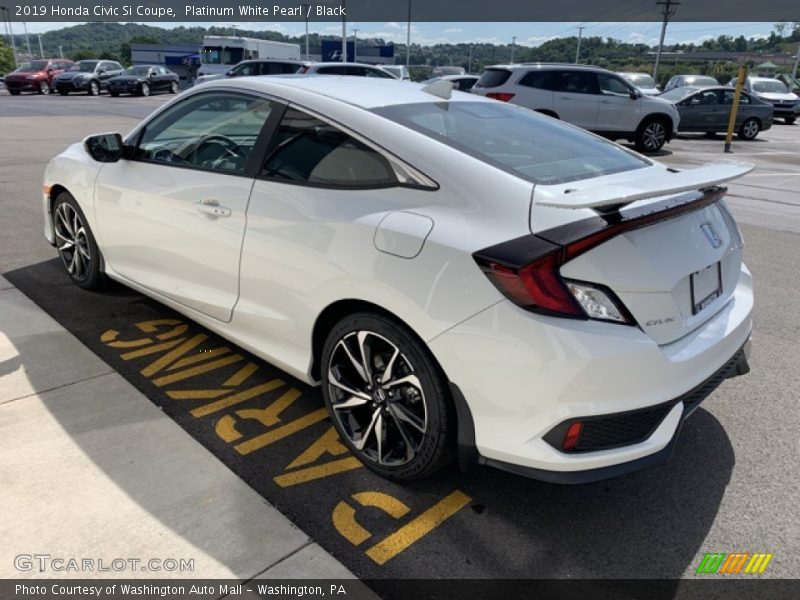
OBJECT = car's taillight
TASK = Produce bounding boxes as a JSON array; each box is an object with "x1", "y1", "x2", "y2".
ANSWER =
[
  {"x1": 486, "y1": 92, "x2": 515, "y2": 102},
  {"x1": 478, "y1": 252, "x2": 585, "y2": 318}
]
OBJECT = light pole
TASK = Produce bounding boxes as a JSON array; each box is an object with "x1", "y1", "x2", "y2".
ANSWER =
[
  {"x1": 59, "y1": 44, "x2": 63, "y2": 59},
  {"x1": 1, "y1": 7, "x2": 18, "y2": 67},
  {"x1": 38, "y1": 34, "x2": 43, "y2": 59},
  {"x1": 352, "y1": 28, "x2": 359, "y2": 63},
  {"x1": 468, "y1": 44, "x2": 473, "y2": 73},
  {"x1": 302, "y1": 3, "x2": 309, "y2": 60},
  {"x1": 340, "y1": 0, "x2": 347, "y2": 62},
  {"x1": 405, "y1": 0, "x2": 411, "y2": 69},
  {"x1": 23, "y1": 21, "x2": 31, "y2": 59},
  {"x1": 510, "y1": 36, "x2": 516, "y2": 63},
  {"x1": 792, "y1": 43, "x2": 800, "y2": 80},
  {"x1": 575, "y1": 26, "x2": 585, "y2": 64}
]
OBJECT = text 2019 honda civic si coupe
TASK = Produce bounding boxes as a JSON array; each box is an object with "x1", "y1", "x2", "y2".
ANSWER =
[{"x1": 42, "y1": 76, "x2": 753, "y2": 483}]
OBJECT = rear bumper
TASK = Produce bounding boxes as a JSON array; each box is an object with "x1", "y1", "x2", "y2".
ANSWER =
[
  {"x1": 430, "y1": 263, "x2": 753, "y2": 480},
  {"x1": 479, "y1": 338, "x2": 750, "y2": 484}
]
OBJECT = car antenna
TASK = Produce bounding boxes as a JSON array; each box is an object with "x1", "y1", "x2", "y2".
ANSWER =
[{"x1": 420, "y1": 79, "x2": 453, "y2": 100}]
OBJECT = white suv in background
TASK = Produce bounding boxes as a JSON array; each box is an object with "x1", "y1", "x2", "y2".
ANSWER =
[{"x1": 472, "y1": 64, "x2": 681, "y2": 152}]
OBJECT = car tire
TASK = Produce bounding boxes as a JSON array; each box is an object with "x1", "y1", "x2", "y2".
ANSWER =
[
  {"x1": 738, "y1": 117, "x2": 760, "y2": 140},
  {"x1": 9, "y1": 89, "x2": 20, "y2": 95},
  {"x1": 140, "y1": 82, "x2": 150, "y2": 97},
  {"x1": 786, "y1": 116, "x2": 796, "y2": 125},
  {"x1": 52, "y1": 192, "x2": 104, "y2": 290},
  {"x1": 170, "y1": 81, "x2": 179, "y2": 94},
  {"x1": 39, "y1": 81, "x2": 51, "y2": 95},
  {"x1": 321, "y1": 312, "x2": 455, "y2": 481},
  {"x1": 88, "y1": 80, "x2": 100, "y2": 96},
  {"x1": 634, "y1": 117, "x2": 668, "y2": 152}
]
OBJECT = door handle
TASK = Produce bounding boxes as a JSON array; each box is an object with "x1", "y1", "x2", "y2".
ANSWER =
[{"x1": 194, "y1": 198, "x2": 232, "y2": 218}]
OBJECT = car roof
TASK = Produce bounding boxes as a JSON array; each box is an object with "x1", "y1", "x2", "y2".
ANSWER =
[
  {"x1": 239, "y1": 59, "x2": 308, "y2": 65},
  {"x1": 202, "y1": 75, "x2": 495, "y2": 109},
  {"x1": 485, "y1": 63, "x2": 613, "y2": 74},
  {"x1": 308, "y1": 62, "x2": 387, "y2": 68}
]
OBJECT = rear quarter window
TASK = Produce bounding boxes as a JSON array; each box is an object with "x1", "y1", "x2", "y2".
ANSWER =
[
  {"x1": 518, "y1": 71, "x2": 555, "y2": 90},
  {"x1": 476, "y1": 69, "x2": 512, "y2": 88}
]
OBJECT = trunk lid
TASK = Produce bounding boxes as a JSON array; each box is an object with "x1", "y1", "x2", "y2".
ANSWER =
[{"x1": 532, "y1": 161, "x2": 753, "y2": 345}]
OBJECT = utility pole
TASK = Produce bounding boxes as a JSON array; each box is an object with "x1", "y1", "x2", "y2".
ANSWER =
[
  {"x1": 23, "y1": 21, "x2": 31, "y2": 59},
  {"x1": 302, "y1": 3, "x2": 309, "y2": 60},
  {"x1": 468, "y1": 44, "x2": 473, "y2": 73},
  {"x1": 2, "y1": 7, "x2": 18, "y2": 67},
  {"x1": 341, "y1": 0, "x2": 347, "y2": 62},
  {"x1": 352, "y1": 28, "x2": 359, "y2": 63},
  {"x1": 510, "y1": 36, "x2": 516, "y2": 63},
  {"x1": 38, "y1": 34, "x2": 43, "y2": 58},
  {"x1": 575, "y1": 26, "x2": 585, "y2": 63},
  {"x1": 59, "y1": 44, "x2": 63, "y2": 59},
  {"x1": 653, "y1": 0, "x2": 680, "y2": 83},
  {"x1": 792, "y1": 42, "x2": 800, "y2": 80},
  {"x1": 405, "y1": 0, "x2": 411, "y2": 69}
]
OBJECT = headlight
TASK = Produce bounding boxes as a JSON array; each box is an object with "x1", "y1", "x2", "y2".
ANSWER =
[
  {"x1": 566, "y1": 281, "x2": 630, "y2": 324},
  {"x1": 26, "y1": 75, "x2": 37, "y2": 80}
]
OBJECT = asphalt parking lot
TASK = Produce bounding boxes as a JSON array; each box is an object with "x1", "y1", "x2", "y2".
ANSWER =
[{"x1": 1, "y1": 92, "x2": 799, "y2": 584}]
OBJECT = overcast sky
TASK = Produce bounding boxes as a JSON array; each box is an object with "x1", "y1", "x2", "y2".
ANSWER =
[{"x1": 14, "y1": 21, "x2": 778, "y2": 47}]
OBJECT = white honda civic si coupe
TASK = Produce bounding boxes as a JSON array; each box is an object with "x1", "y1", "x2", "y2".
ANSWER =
[{"x1": 42, "y1": 76, "x2": 754, "y2": 483}]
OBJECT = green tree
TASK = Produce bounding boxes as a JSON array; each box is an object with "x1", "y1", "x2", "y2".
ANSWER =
[{"x1": 0, "y1": 38, "x2": 15, "y2": 74}]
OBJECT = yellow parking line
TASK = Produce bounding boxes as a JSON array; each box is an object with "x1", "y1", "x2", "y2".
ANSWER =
[
  {"x1": 190, "y1": 379, "x2": 285, "y2": 417},
  {"x1": 365, "y1": 490, "x2": 471, "y2": 565},
  {"x1": 234, "y1": 408, "x2": 329, "y2": 455},
  {"x1": 141, "y1": 334, "x2": 208, "y2": 377},
  {"x1": 120, "y1": 338, "x2": 184, "y2": 360},
  {"x1": 166, "y1": 389, "x2": 230, "y2": 400},
  {"x1": 224, "y1": 362, "x2": 259, "y2": 387},
  {"x1": 152, "y1": 354, "x2": 244, "y2": 387},
  {"x1": 274, "y1": 457, "x2": 363, "y2": 487},
  {"x1": 168, "y1": 347, "x2": 231, "y2": 371}
]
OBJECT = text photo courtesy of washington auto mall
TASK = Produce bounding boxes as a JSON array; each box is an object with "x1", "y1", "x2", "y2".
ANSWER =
[{"x1": 1, "y1": 0, "x2": 799, "y2": 598}]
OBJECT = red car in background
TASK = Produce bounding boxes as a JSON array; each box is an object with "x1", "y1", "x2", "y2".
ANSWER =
[{"x1": 4, "y1": 59, "x2": 74, "y2": 95}]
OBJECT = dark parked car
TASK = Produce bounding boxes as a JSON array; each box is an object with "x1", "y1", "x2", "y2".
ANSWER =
[
  {"x1": 195, "y1": 59, "x2": 308, "y2": 85},
  {"x1": 663, "y1": 74, "x2": 718, "y2": 92},
  {"x1": 3, "y1": 59, "x2": 74, "y2": 95},
  {"x1": 660, "y1": 86, "x2": 773, "y2": 140},
  {"x1": 108, "y1": 65, "x2": 179, "y2": 97},
  {"x1": 53, "y1": 60, "x2": 125, "y2": 96}
]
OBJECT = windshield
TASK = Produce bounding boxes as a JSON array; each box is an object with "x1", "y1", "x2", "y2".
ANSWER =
[
  {"x1": 201, "y1": 46, "x2": 244, "y2": 65},
  {"x1": 16, "y1": 61, "x2": 48, "y2": 72},
  {"x1": 69, "y1": 61, "x2": 99, "y2": 72},
  {"x1": 753, "y1": 80, "x2": 789, "y2": 94},
  {"x1": 659, "y1": 87, "x2": 700, "y2": 101},
  {"x1": 373, "y1": 101, "x2": 649, "y2": 185},
  {"x1": 126, "y1": 66, "x2": 152, "y2": 76},
  {"x1": 687, "y1": 76, "x2": 717, "y2": 86},
  {"x1": 627, "y1": 74, "x2": 656, "y2": 88}
]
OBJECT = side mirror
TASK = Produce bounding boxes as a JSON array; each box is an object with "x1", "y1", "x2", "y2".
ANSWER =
[
  {"x1": 629, "y1": 89, "x2": 641, "y2": 99},
  {"x1": 84, "y1": 133, "x2": 124, "y2": 163},
  {"x1": 226, "y1": 69, "x2": 235, "y2": 77}
]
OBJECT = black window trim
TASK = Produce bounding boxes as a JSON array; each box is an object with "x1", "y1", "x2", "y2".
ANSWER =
[
  {"x1": 254, "y1": 102, "x2": 439, "y2": 191},
  {"x1": 121, "y1": 86, "x2": 438, "y2": 189},
  {"x1": 124, "y1": 89, "x2": 286, "y2": 180}
]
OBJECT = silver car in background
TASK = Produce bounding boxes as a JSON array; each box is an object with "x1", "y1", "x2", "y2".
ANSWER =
[{"x1": 619, "y1": 72, "x2": 660, "y2": 96}]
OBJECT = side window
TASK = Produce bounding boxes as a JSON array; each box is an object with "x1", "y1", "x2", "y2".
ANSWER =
[
  {"x1": 699, "y1": 90, "x2": 719, "y2": 105},
  {"x1": 137, "y1": 92, "x2": 277, "y2": 175},
  {"x1": 723, "y1": 90, "x2": 749, "y2": 104},
  {"x1": 281, "y1": 63, "x2": 302, "y2": 74},
  {"x1": 348, "y1": 67, "x2": 368, "y2": 76},
  {"x1": 597, "y1": 74, "x2": 632, "y2": 96},
  {"x1": 556, "y1": 71, "x2": 599, "y2": 94},
  {"x1": 318, "y1": 66, "x2": 347, "y2": 75},
  {"x1": 261, "y1": 107, "x2": 398, "y2": 188},
  {"x1": 518, "y1": 71, "x2": 555, "y2": 90},
  {"x1": 366, "y1": 68, "x2": 393, "y2": 78},
  {"x1": 236, "y1": 63, "x2": 259, "y2": 76}
]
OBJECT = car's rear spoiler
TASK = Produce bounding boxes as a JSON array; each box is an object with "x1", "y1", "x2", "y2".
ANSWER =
[{"x1": 535, "y1": 161, "x2": 754, "y2": 210}]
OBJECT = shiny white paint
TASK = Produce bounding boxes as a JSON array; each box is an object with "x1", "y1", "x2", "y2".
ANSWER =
[{"x1": 43, "y1": 76, "x2": 753, "y2": 475}]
